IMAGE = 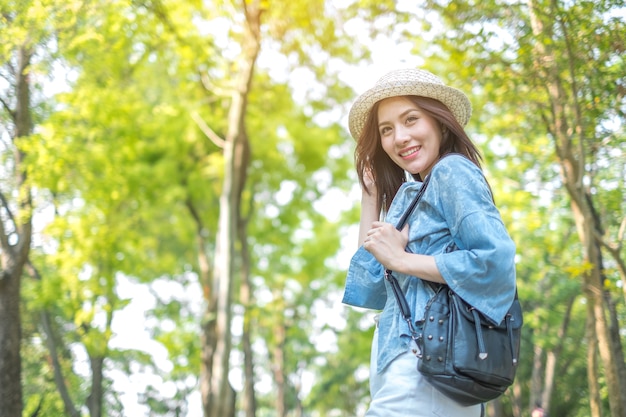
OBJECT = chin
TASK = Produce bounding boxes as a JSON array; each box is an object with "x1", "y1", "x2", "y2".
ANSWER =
[{"x1": 404, "y1": 166, "x2": 422, "y2": 176}]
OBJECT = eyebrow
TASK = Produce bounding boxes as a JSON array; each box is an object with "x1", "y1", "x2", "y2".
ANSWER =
[{"x1": 378, "y1": 107, "x2": 420, "y2": 128}]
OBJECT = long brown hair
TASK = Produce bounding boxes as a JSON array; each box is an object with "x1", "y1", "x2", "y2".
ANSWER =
[{"x1": 355, "y1": 96, "x2": 484, "y2": 212}]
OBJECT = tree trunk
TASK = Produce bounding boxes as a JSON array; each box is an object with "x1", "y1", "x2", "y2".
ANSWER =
[
  {"x1": 87, "y1": 356, "x2": 104, "y2": 417},
  {"x1": 239, "y1": 212, "x2": 257, "y2": 417},
  {"x1": 40, "y1": 310, "x2": 80, "y2": 417},
  {"x1": 511, "y1": 380, "x2": 522, "y2": 417},
  {"x1": 583, "y1": 203, "x2": 626, "y2": 416},
  {"x1": 271, "y1": 300, "x2": 287, "y2": 417},
  {"x1": 0, "y1": 45, "x2": 33, "y2": 417},
  {"x1": 530, "y1": 344, "x2": 543, "y2": 411},
  {"x1": 0, "y1": 267, "x2": 24, "y2": 417},
  {"x1": 597, "y1": 228, "x2": 626, "y2": 304},
  {"x1": 26, "y1": 261, "x2": 80, "y2": 417},
  {"x1": 200, "y1": 2, "x2": 261, "y2": 417},
  {"x1": 543, "y1": 295, "x2": 574, "y2": 413},
  {"x1": 527, "y1": 1, "x2": 626, "y2": 415},
  {"x1": 569, "y1": 151, "x2": 626, "y2": 417},
  {"x1": 489, "y1": 398, "x2": 504, "y2": 417},
  {"x1": 586, "y1": 308, "x2": 602, "y2": 417},
  {"x1": 605, "y1": 288, "x2": 626, "y2": 409}
]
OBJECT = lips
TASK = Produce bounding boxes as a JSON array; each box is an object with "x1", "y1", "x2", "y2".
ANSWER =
[{"x1": 399, "y1": 146, "x2": 420, "y2": 158}]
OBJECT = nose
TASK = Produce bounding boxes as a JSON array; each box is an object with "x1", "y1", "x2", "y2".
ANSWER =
[{"x1": 394, "y1": 125, "x2": 411, "y2": 145}]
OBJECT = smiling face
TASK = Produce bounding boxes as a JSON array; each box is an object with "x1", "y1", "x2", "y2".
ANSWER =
[{"x1": 377, "y1": 96, "x2": 443, "y2": 178}]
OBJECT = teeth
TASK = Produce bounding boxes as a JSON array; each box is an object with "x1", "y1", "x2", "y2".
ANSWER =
[{"x1": 400, "y1": 148, "x2": 418, "y2": 157}]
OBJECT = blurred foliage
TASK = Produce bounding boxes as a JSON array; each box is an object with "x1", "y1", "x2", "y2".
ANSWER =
[{"x1": 1, "y1": 0, "x2": 624, "y2": 416}]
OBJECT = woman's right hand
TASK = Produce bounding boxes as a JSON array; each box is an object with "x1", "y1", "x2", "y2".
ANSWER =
[
  {"x1": 363, "y1": 222, "x2": 408, "y2": 270},
  {"x1": 362, "y1": 167, "x2": 377, "y2": 195}
]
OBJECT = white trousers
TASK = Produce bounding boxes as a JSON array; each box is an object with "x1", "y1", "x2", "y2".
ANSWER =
[{"x1": 366, "y1": 327, "x2": 482, "y2": 417}]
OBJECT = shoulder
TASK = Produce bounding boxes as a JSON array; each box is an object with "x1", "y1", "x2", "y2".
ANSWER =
[
  {"x1": 429, "y1": 154, "x2": 487, "y2": 194},
  {"x1": 427, "y1": 154, "x2": 493, "y2": 208},
  {"x1": 431, "y1": 154, "x2": 482, "y2": 180}
]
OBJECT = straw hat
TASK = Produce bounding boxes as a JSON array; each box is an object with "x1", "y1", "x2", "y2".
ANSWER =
[{"x1": 348, "y1": 68, "x2": 472, "y2": 140}]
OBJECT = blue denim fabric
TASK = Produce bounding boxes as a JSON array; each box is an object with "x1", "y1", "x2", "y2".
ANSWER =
[{"x1": 342, "y1": 154, "x2": 517, "y2": 374}]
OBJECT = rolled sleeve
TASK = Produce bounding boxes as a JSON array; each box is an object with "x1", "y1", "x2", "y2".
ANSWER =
[
  {"x1": 342, "y1": 246, "x2": 387, "y2": 310},
  {"x1": 434, "y1": 212, "x2": 516, "y2": 324}
]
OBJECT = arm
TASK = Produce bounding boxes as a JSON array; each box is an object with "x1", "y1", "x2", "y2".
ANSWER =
[
  {"x1": 358, "y1": 191, "x2": 379, "y2": 247},
  {"x1": 343, "y1": 180, "x2": 388, "y2": 310},
  {"x1": 357, "y1": 171, "x2": 380, "y2": 247},
  {"x1": 363, "y1": 221, "x2": 446, "y2": 284},
  {"x1": 391, "y1": 252, "x2": 445, "y2": 284}
]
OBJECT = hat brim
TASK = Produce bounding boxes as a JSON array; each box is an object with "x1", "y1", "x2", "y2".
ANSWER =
[{"x1": 348, "y1": 80, "x2": 472, "y2": 140}]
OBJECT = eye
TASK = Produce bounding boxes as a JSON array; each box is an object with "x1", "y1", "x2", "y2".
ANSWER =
[
  {"x1": 379, "y1": 126, "x2": 392, "y2": 136},
  {"x1": 406, "y1": 115, "x2": 418, "y2": 124}
]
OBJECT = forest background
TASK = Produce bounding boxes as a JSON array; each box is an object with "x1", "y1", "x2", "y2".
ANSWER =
[{"x1": 1, "y1": 0, "x2": 625, "y2": 416}]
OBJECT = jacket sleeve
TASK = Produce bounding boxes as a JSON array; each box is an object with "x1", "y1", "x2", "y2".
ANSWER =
[
  {"x1": 431, "y1": 156, "x2": 517, "y2": 324},
  {"x1": 342, "y1": 246, "x2": 387, "y2": 310}
]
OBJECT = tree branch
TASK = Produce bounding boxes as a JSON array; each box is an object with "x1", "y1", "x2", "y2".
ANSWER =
[
  {"x1": 25, "y1": 260, "x2": 81, "y2": 417},
  {"x1": 0, "y1": 96, "x2": 15, "y2": 119},
  {"x1": 595, "y1": 217, "x2": 626, "y2": 252},
  {"x1": 0, "y1": 191, "x2": 15, "y2": 254},
  {"x1": 191, "y1": 111, "x2": 225, "y2": 148},
  {"x1": 618, "y1": 216, "x2": 626, "y2": 243},
  {"x1": 199, "y1": 72, "x2": 231, "y2": 98},
  {"x1": 594, "y1": 226, "x2": 626, "y2": 303}
]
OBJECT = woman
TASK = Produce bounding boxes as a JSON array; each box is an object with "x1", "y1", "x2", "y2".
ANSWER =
[{"x1": 342, "y1": 69, "x2": 517, "y2": 416}]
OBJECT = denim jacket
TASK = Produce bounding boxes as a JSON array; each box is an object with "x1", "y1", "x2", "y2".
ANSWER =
[{"x1": 342, "y1": 154, "x2": 517, "y2": 374}]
